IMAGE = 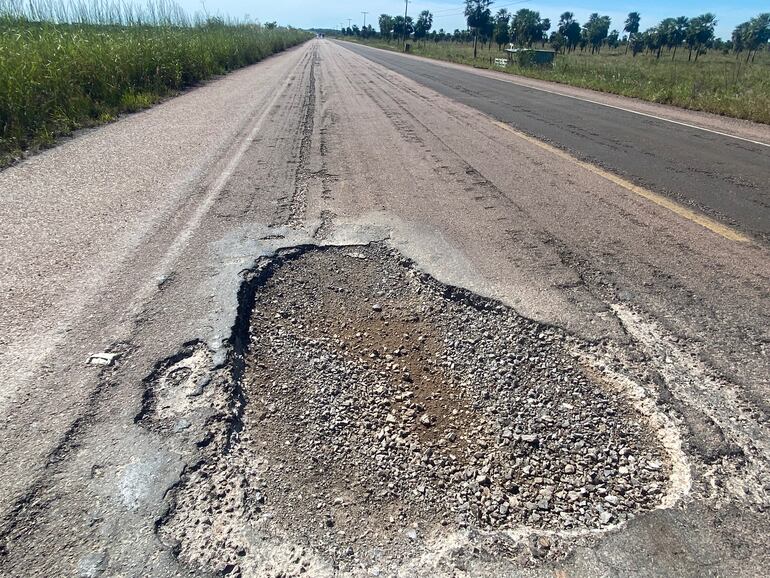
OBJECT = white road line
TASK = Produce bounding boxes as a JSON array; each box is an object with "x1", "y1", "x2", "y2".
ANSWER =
[
  {"x1": 488, "y1": 76, "x2": 770, "y2": 148},
  {"x1": 343, "y1": 42, "x2": 770, "y2": 149}
]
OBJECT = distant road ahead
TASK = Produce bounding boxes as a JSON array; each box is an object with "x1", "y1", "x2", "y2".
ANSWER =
[{"x1": 338, "y1": 41, "x2": 770, "y2": 241}]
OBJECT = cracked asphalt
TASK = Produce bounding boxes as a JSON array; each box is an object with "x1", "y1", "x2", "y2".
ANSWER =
[{"x1": 0, "y1": 39, "x2": 769, "y2": 576}]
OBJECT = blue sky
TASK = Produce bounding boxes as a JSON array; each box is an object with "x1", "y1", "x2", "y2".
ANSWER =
[{"x1": 185, "y1": 1, "x2": 767, "y2": 39}]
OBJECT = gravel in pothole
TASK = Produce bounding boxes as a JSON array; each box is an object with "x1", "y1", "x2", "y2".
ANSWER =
[{"x1": 162, "y1": 244, "x2": 670, "y2": 573}]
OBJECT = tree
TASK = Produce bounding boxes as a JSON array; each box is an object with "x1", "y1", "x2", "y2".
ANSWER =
[
  {"x1": 733, "y1": 22, "x2": 749, "y2": 57},
  {"x1": 511, "y1": 9, "x2": 542, "y2": 47},
  {"x1": 624, "y1": 12, "x2": 641, "y2": 54},
  {"x1": 378, "y1": 14, "x2": 394, "y2": 40},
  {"x1": 751, "y1": 13, "x2": 770, "y2": 61},
  {"x1": 550, "y1": 32, "x2": 565, "y2": 53},
  {"x1": 414, "y1": 10, "x2": 433, "y2": 43},
  {"x1": 624, "y1": 12, "x2": 640, "y2": 35},
  {"x1": 686, "y1": 13, "x2": 716, "y2": 61},
  {"x1": 465, "y1": 0, "x2": 493, "y2": 59},
  {"x1": 583, "y1": 13, "x2": 611, "y2": 54},
  {"x1": 540, "y1": 19, "x2": 551, "y2": 47},
  {"x1": 494, "y1": 9, "x2": 511, "y2": 49},
  {"x1": 735, "y1": 13, "x2": 770, "y2": 62},
  {"x1": 481, "y1": 12, "x2": 495, "y2": 49},
  {"x1": 558, "y1": 12, "x2": 581, "y2": 52},
  {"x1": 607, "y1": 29, "x2": 620, "y2": 49},
  {"x1": 645, "y1": 23, "x2": 673, "y2": 59},
  {"x1": 579, "y1": 28, "x2": 589, "y2": 51},
  {"x1": 657, "y1": 18, "x2": 677, "y2": 58},
  {"x1": 671, "y1": 17, "x2": 689, "y2": 59},
  {"x1": 629, "y1": 32, "x2": 645, "y2": 56},
  {"x1": 392, "y1": 15, "x2": 414, "y2": 41}
]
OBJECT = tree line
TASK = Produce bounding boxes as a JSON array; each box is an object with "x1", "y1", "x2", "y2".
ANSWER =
[
  {"x1": 335, "y1": 1, "x2": 769, "y2": 62},
  {"x1": 624, "y1": 12, "x2": 770, "y2": 62}
]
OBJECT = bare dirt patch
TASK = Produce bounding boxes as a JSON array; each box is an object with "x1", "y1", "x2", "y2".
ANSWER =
[{"x1": 155, "y1": 244, "x2": 671, "y2": 576}]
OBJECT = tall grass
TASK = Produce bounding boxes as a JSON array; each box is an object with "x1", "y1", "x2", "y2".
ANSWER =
[
  {"x1": 1, "y1": 0, "x2": 193, "y2": 26},
  {"x1": 0, "y1": 0, "x2": 313, "y2": 163},
  {"x1": 346, "y1": 38, "x2": 770, "y2": 124}
]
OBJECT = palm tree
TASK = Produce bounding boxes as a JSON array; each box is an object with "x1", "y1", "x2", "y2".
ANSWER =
[
  {"x1": 624, "y1": 12, "x2": 641, "y2": 54},
  {"x1": 686, "y1": 13, "x2": 716, "y2": 61},
  {"x1": 671, "y1": 16, "x2": 688, "y2": 59},
  {"x1": 464, "y1": 0, "x2": 493, "y2": 59},
  {"x1": 558, "y1": 12, "x2": 581, "y2": 53}
]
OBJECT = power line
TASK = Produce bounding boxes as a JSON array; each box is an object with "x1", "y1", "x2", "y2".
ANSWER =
[
  {"x1": 432, "y1": 6, "x2": 467, "y2": 15},
  {"x1": 432, "y1": 0, "x2": 530, "y2": 20}
]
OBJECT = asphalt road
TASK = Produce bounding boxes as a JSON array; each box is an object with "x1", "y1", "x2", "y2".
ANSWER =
[
  {"x1": 339, "y1": 41, "x2": 770, "y2": 240},
  {"x1": 1, "y1": 39, "x2": 769, "y2": 577}
]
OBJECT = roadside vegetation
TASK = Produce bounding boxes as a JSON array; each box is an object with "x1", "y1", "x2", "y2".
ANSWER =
[
  {"x1": 335, "y1": 1, "x2": 770, "y2": 124},
  {"x1": 0, "y1": 0, "x2": 312, "y2": 164}
]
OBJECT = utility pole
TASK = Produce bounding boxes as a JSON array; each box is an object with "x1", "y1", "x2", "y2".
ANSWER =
[
  {"x1": 403, "y1": 0, "x2": 409, "y2": 51},
  {"x1": 346, "y1": 18, "x2": 352, "y2": 30},
  {"x1": 361, "y1": 11, "x2": 368, "y2": 29}
]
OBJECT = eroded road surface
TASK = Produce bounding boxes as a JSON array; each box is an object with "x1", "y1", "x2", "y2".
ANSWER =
[{"x1": 1, "y1": 39, "x2": 769, "y2": 577}]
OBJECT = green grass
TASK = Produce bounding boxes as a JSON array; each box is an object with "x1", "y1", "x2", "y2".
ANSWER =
[
  {"x1": 0, "y1": 1, "x2": 313, "y2": 164},
  {"x1": 344, "y1": 37, "x2": 770, "y2": 124}
]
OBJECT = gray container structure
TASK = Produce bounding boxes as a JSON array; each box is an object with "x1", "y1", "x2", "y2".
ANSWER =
[{"x1": 504, "y1": 46, "x2": 556, "y2": 67}]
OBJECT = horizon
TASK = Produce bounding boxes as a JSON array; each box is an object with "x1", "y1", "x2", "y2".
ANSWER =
[{"x1": 180, "y1": 1, "x2": 767, "y2": 41}]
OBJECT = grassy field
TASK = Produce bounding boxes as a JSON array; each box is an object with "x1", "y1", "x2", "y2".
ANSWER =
[
  {"x1": 0, "y1": 1, "x2": 313, "y2": 164},
  {"x1": 344, "y1": 37, "x2": 770, "y2": 124}
]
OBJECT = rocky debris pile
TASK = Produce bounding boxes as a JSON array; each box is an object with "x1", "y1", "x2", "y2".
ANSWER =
[
  {"x1": 162, "y1": 244, "x2": 671, "y2": 573},
  {"x1": 243, "y1": 245, "x2": 669, "y2": 527}
]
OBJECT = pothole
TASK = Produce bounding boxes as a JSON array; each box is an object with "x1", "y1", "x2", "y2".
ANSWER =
[{"x1": 159, "y1": 243, "x2": 675, "y2": 575}]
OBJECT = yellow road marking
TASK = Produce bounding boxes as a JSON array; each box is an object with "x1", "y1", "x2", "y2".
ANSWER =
[{"x1": 493, "y1": 120, "x2": 751, "y2": 243}]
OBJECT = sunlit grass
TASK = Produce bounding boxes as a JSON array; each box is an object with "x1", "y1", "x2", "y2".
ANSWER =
[{"x1": 0, "y1": 0, "x2": 313, "y2": 163}]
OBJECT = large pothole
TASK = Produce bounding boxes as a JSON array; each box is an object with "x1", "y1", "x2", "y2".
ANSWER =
[{"x1": 158, "y1": 243, "x2": 672, "y2": 575}]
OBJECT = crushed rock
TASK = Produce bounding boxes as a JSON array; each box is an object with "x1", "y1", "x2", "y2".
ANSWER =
[{"x1": 158, "y1": 244, "x2": 671, "y2": 575}]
